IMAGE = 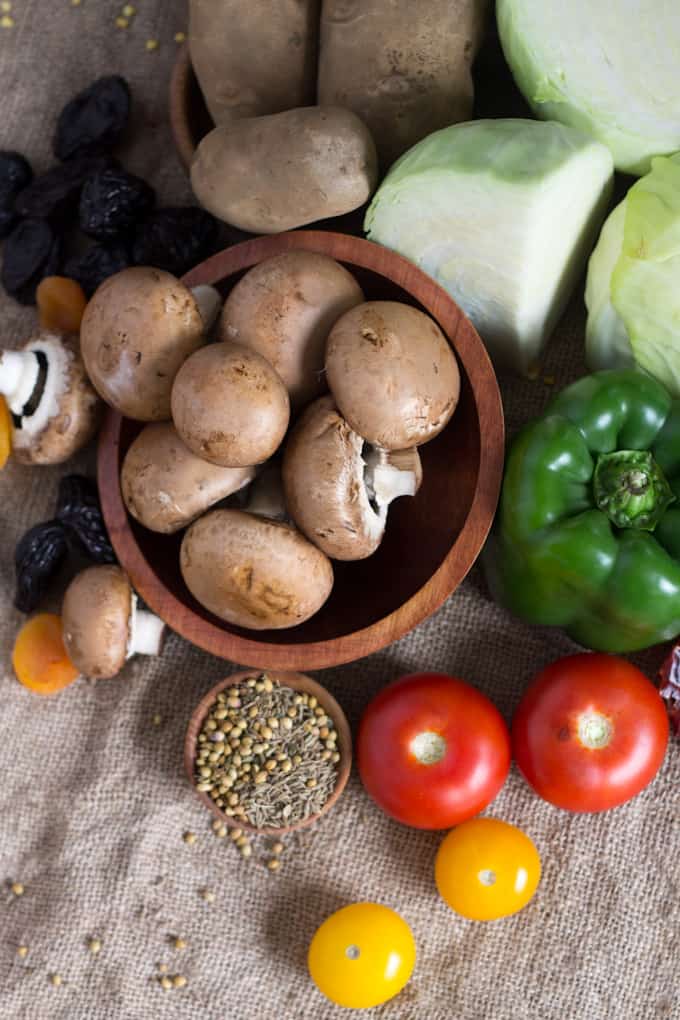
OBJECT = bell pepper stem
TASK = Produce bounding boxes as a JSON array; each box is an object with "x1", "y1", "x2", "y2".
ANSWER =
[{"x1": 593, "y1": 449, "x2": 674, "y2": 531}]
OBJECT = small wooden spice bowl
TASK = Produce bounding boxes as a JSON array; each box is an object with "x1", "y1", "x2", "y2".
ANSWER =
[{"x1": 184, "y1": 670, "x2": 352, "y2": 837}]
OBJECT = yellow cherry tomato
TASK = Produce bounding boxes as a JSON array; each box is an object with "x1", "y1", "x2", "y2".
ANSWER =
[
  {"x1": 0, "y1": 394, "x2": 12, "y2": 470},
  {"x1": 308, "y1": 902, "x2": 416, "y2": 1009},
  {"x1": 435, "y1": 817, "x2": 541, "y2": 921}
]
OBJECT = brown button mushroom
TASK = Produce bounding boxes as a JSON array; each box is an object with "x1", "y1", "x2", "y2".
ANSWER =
[
  {"x1": 0, "y1": 332, "x2": 101, "y2": 465},
  {"x1": 325, "y1": 301, "x2": 461, "y2": 449},
  {"x1": 79, "y1": 268, "x2": 220, "y2": 422},
  {"x1": 121, "y1": 422, "x2": 256, "y2": 534},
  {"x1": 62, "y1": 565, "x2": 165, "y2": 679},
  {"x1": 283, "y1": 395, "x2": 422, "y2": 560},
  {"x1": 180, "y1": 509, "x2": 334, "y2": 630},
  {"x1": 219, "y1": 252, "x2": 364, "y2": 410},
  {"x1": 171, "y1": 342, "x2": 290, "y2": 467}
]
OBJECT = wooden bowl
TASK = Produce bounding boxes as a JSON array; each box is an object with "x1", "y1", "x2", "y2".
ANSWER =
[
  {"x1": 97, "y1": 231, "x2": 504, "y2": 670},
  {"x1": 184, "y1": 670, "x2": 352, "y2": 836},
  {"x1": 169, "y1": 44, "x2": 212, "y2": 168}
]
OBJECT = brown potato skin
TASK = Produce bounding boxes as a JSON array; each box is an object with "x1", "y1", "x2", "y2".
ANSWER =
[
  {"x1": 80, "y1": 268, "x2": 204, "y2": 422},
  {"x1": 121, "y1": 423, "x2": 256, "y2": 534},
  {"x1": 191, "y1": 106, "x2": 378, "y2": 234},
  {"x1": 180, "y1": 509, "x2": 334, "y2": 630},
  {"x1": 62, "y1": 566, "x2": 131, "y2": 679},
  {"x1": 317, "y1": 0, "x2": 489, "y2": 169},
  {"x1": 171, "y1": 343, "x2": 290, "y2": 468},
  {"x1": 189, "y1": 0, "x2": 319, "y2": 125},
  {"x1": 219, "y1": 252, "x2": 364, "y2": 409},
  {"x1": 325, "y1": 301, "x2": 460, "y2": 450},
  {"x1": 13, "y1": 335, "x2": 102, "y2": 466}
]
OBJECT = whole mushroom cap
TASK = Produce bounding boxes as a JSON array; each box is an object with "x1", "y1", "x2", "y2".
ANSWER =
[
  {"x1": 325, "y1": 301, "x2": 461, "y2": 449},
  {"x1": 283, "y1": 395, "x2": 421, "y2": 561},
  {"x1": 80, "y1": 267, "x2": 205, "y2": 421},
  {"x1": 219, "y1": 251, "x2": 364, "y2": 409},
  {"x1": 171, "y1": 342, "x2": 290, "y2": 467},
  {"x1": 62, "y1": 565, "x2": 132, "y2": 679},
  {"x1": 121, "y1": 422, "x2": 256, "y2": 533},
  {"x1": 180, "y1": 509, "x2": 334, "y2": 630}
]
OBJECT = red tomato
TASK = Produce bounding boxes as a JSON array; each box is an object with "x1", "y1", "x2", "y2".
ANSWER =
[
  {"x1": 357, "y1": 673, "x2": 511, "y2": 829},
  {"x1": 513, "y1": 653, "x2": 669, "y2": 812}
]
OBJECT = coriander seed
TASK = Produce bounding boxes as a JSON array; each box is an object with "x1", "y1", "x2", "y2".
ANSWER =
[
  {"x1": 230, "y1": 828, "x2": 243, "y2": 841},
  {"x1": 266, "y1": 858, "x2": 281, "y2": 872},
  {"x1": 17, "y1": 946, "x2": 28, "y2": 958},
  {"x1": 173, "y1": 975, "x2": 187, "y2": 988},
  {"x1": 271, "y1": 842, "x2": 284, "y2": 855},
  {"x1": 50, "y1": 974, "x2": 62, "y2": 987},
  {"x1": 182, "y1": 831, "x2": 197, "y2": 845},
  {"x1": 173, "y1": 937, "x2": 187, "y2": 950},
  {"x1": 160, "y1": 975, "x2": 172, "y2": 990},
  {"x1": 88, "y1": 937, "x2": 102, "y2": 956}
]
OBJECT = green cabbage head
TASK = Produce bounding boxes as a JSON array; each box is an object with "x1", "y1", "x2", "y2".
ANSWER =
[
  {"x1": 586, "y1": 154, "x2": 680, "y2": 396},
  {"x1": 498, "y1": 0, "x2": 680, "y2": 175}
]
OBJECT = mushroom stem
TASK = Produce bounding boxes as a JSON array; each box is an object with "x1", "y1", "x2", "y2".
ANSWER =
[
  {"x1": 363, "y1": 447, "x2": 422, "y2": 507},
  {"x1": 0, "y1": 350, "x2": 40, "y2": 414},
  {"x1": 128, "y1": 597, "x2": 165, "y2": 658},
  {"x1": 245, "y1": 463, "x2": 288, "y2": 521},
  {"x1": 191, "y1": 285, "x2": 222, "y2": 332}
]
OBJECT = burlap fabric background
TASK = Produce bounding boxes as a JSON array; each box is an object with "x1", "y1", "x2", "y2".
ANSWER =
[{"x1": 0, "y1": 3, "x2": 678, "y2": 1019}]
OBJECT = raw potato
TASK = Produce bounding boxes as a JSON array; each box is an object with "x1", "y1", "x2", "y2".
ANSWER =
[
  {"x1": 121, "y1": 422, "x2": 256, "y2": 534},
  {"x1": 191, "y1": 107, "x2": 379, "y2": 234},
  {"x1": 318, "y1": 0, "x2": 489, "y2": 169},
  {"x1": 219, "y1": 252, "x2": 364, "y2": 409},
  {"x1": 189, "y1": 0, "x2": 319, "y2": 124}
]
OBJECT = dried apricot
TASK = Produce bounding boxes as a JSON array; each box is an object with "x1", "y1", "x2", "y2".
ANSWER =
[
  {"x1": 0, "y1": 394, "x2": 11, "y2": 469},
  {"x1": 12, "y1": 613, "x2": 79, "y2": 695},
  {"x1": 37, "y1": 276, "x2": 87, "y2": 333}
]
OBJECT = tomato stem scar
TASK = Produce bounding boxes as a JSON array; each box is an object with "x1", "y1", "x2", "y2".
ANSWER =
[{"x1": 409, "y1": 731, "x2": 446, "y2": 765}]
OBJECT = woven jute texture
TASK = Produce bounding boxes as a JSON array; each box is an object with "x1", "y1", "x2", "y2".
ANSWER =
[{"x1": 0, "y1": 4, "x2": 678, "y2": 1019}]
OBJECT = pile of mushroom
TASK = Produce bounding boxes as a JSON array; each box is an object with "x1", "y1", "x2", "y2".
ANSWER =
[{"x1": 83, "y1": 253, "x2": 463, "y2": 632}]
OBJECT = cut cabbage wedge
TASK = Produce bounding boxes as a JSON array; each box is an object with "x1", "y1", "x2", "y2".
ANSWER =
[{"x1": 365, "y1": 119, "x2": 613, "y2": 374}]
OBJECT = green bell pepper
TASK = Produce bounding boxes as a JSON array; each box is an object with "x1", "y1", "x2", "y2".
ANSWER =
[{"x1": 485, "y1": 369, "x2": 680, "y2": 652}]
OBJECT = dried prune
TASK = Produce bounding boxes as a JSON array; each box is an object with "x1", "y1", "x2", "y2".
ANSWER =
[
  {"x1": 79, "y1": 167, "x2": 155, "y2": 240},
  {"x1": 0, "y1": 151, "x2": 33, "y2": 236},
  {"x1": 2, "y1": 219, "x2": 62, "y2": 305},
  {"x1": 14, "y1": 155, "x2": 114, "y2": 225},
  {"x1": 54, "y1": 75, "x2": 131, "y2": 161},
  {"x1": 0, "y1": 151, "x2": 33, "y2": 203},
  {"x1": 132, "y1": 207, "x2": 219, "y2": 276},
  {"x1": 63, "y1": 242, "x2": 131, "y2": 297},
  {"x1": 14, "y1": 520, "x2": 69, "y2": 613},
  {"x1": 56, "y1": 474, "x2": 115, "y2": 563}
]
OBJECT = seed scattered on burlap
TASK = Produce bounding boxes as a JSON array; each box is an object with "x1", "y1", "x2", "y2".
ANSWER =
[
  {"x1": 271, "y1": 841, "x2": 284, "y2": 856},
  {"x1": 152, "y1": 713, "x2": 162, "y2": 727},
  {"x1": 182, "y1": 831, "x2": 197, "y2": 846},
  {"x1": 266, "y1": 858, "x2": 281, "y2": 872},
  {"x1": 158, "y1": 963, "x2": 169, "y2": 974},
  {"x1": 0, "y1": 14, "x2": 14, "y2": 28},
  {"x1": 10, "y1": 882, "x2": 25, "y2": 896},
  {"x1": 1, "y1": 1, "x2": 12, "y2": 11},
  {"x1": 159, "y1": 976, "x2": 172, "y2": 990},
  {"x1": 200, "y1": 887, "x2": 215, "y2": 903},
  {"x1": 173, "y1": 975, "x2": 187, "y2": 988},
  {"x1": 145, "y1": 38, "x2": 158, "y2": 52},
  {"x1": 70, "y1": 0, "x2": 82, "y2": 6},
  {"x1": 87, "y1": 937, "x2": 102, "y2": 955},
  {"x1": 193, "y1": 675, "x2": 340, "y2": 828},
  {"x1": 172, "y1": 937, "x2": 187, "y2": 951},
  {"x1": 115, "y1": 16, "x2": 128, "y2": 28},
  {"x1": 17, "y1": 946, "x2": 28, "y2": 958},
  {"x1": 174, "y1": 31, "x2": 186, "y2": 44},
  {"x1": 122, "y1": 3, "x2": 135, "y2": 14},
  {"x1": 49, "y1": 974, "x2": 62, "y2": 988}
]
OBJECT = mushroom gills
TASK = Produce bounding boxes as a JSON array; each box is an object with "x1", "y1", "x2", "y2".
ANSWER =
[
  {"x1": 0, "y1": 336, "x2": 71, "y2": 436},
  {"x1": 363, "y1": 445, "x2": 422, "y2": 514},
  {"x1": 127, "y1": 592, "x2": 165, "y2": 658}
]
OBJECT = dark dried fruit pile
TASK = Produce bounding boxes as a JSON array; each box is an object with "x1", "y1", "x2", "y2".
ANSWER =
[
  {"x1": 14, "y1": 474, "x2": 115, "y2": 613},
  {"x1": 1, "y1": 75, "x2": 221, "y2": 304}
]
